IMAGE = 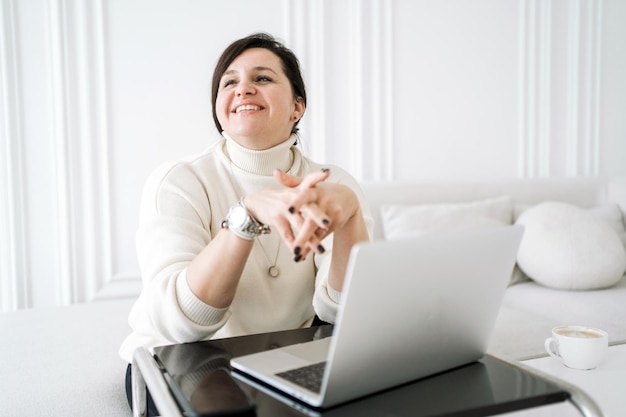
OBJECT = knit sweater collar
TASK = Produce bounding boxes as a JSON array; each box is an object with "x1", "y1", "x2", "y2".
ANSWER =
[{"x1": 222, "y1": 132, "x2": 297, "y2": 176}]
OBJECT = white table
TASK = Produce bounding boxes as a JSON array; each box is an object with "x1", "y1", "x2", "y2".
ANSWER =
[{"x1": 499, "y1": 344, "x2": 626, "y2": 417}]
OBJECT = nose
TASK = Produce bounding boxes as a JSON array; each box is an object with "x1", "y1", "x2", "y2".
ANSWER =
[{"x1": 236, "y1": 80, "x2": 255, "y2": 96}]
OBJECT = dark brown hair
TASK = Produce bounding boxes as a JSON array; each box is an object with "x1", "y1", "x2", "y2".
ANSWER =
[{"x1": 211, "y1": 33, "x2": 307, "y2": 134}]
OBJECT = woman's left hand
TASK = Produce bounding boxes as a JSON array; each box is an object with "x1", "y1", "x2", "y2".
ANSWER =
[{"x1": 274, "y1": 168, "x2": 362, "y2": 261}]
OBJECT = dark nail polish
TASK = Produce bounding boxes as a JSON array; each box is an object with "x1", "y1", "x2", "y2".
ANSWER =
[
  {"x1": 288, "y1": 206, "x2": 296, "y2": 214},
  {"x1": 322, "y1": 219, "x2": 330, "y2": 226},
  {"x1": 321, "y1": 168, "x2": 330, "y2": 173},
  {"x1": 294, "y1": 254, "x2": 302, "y2": 262},
  {"x1": 294, "y1": 246, "x2": 301, "y2": 255},
  {"x1": 317, "y1": 245, "x2": 326, "y2": 254}
]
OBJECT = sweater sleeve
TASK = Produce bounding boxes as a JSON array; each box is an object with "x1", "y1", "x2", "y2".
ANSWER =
[{"x1": 130, "y1": 161, "x2": 231, "y2": 346}]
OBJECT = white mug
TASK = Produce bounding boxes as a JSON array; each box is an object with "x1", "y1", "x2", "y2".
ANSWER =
[{"x1": 544, "y1": 325, "x2": 608, "y2": 370}]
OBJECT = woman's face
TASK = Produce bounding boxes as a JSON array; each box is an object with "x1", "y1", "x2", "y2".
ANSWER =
[{"x1": 216, "y1": 48, "x2": 305, "y2": 150}]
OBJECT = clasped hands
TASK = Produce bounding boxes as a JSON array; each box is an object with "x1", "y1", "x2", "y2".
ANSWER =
[{"x1": 244, "y1": 168, "x2": 359, "y2": 262}]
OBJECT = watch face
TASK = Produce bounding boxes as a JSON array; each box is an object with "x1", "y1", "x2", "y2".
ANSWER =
[{"x1": 229, "y1": 205, "x2": 248, "y2": 228}]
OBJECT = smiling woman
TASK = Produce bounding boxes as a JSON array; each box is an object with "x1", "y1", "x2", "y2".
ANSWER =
[
  {"x1": 119, "y1": 33, "x2": 373, "y2": 415},
  {"x1": 214, "y1": 48, "x2": 305, "y2": 150},
  {"x1": 211, "y1": 34, "x2": 306, "y2": 149}
]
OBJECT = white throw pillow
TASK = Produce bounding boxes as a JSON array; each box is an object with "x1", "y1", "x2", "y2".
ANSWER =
[
  {"x1": 516, "y1": 203, "x2": 626, "y2": 250},
  {"x1": 381, "y1": 196, "x2": 514, "y2": 240},
  {"x1": 589, "y1": 204, "x2": 626, "y2": 248},
  {"x1": 381, "y1": 196, "x2": 527, "y2": 286},
  {"x1": 516, "y1": 202, "x2": 626, "y2": 290}
]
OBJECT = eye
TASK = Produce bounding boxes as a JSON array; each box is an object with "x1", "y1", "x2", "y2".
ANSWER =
[
  {"x1": 222, "y1": 78, "x2": 237, "y2": 88},
  {"x1": 255, "y1": 75, "x2": 272, "y2": 83}
]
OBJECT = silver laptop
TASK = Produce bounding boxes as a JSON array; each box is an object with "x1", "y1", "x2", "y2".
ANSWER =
[{"x1": 231, "y1": 225, "x2": 524, "y2": 409}]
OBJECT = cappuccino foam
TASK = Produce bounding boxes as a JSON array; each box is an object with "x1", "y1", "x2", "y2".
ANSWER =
[{"x1": 556, "y1": 328, "x2": 603, "y2": 339}]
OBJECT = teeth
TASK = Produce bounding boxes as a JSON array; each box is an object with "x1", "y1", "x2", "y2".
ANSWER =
[{"x1": 236, "y1": 105, "x2": 261, "y2": 113}]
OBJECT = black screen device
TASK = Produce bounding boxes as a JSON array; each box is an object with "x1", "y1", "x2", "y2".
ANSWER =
[
  {"x1": 155, "y1": 326, "x2": 570, "y2": 417},
  {"x1": 155, "y1": 351, "x2": 255, "y2": 416}
]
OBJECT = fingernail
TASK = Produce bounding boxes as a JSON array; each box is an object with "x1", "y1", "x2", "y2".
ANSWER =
[
  {"x1": 322, "y1": 219, "x2": 330, "y2": 226},
  {"x1": 294, "y1": 246, "x2": 301, "y2": 255},
  {"x1": 321, "y1": 168, "x2": 330, "y2": 173},
  {"x1": 317, "y1": 245, "x2": 326, "y2": 254},
  {"x1": 288, "y1": 206, "x2": 296, "y2": 214},
  {"x1": 294, "y1": 254, "x2": 302, "y2": 262}
]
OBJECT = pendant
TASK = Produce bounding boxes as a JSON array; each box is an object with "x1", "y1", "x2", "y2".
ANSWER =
[{"x1": 268, "y1": 265, "x2": 280, "y2": 278}]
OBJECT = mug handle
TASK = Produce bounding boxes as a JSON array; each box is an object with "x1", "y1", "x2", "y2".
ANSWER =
[{"x1": 544, "y1": 337, "x2": 561, "y2": 361}]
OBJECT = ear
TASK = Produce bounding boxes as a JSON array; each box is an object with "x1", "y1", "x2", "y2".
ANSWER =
[{"x1": 291, "y1": 97, "x2": 305, "y2": 122}]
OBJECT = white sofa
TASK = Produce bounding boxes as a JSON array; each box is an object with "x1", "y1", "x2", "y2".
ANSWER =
[
  {"x1": 2, "y1": 176, "x2": 625, "y2": 417},
  {"x1": 361, "y1": 177, "x2": 626, "y2": 361}
]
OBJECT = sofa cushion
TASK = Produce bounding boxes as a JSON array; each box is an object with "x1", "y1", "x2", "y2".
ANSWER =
[
  {"x1": 515, "y1": 202, "x2": 626, "y2": 290},
  {"x1": 516, "y1": 203, "x2": 626, "y2": 248},
  {"x1": 381, "y1": 196, "x2": 514, "y2": 240},
  {"x1": 381, "y1": 196, "x2": 527, "y2": 286},
  {"x1": 489, "y1": 276, "x2": 626, "y2": 360}
]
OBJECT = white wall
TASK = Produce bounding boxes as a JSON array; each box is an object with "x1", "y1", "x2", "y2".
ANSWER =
[{"x1": 1, "y1": 0, "x2": 625, "y2": 311}]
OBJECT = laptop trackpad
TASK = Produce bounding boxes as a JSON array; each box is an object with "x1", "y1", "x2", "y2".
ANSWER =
[
  {"x1": 232, "y1": 336, "x2": 332, "y2": 376},
  {"x1": 280, "y1": 336, "x2": 332, "y2": 364}
]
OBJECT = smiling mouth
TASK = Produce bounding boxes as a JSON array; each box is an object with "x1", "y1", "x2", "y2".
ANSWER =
[{"x1": 234, "y1": 104, "x2": 263, "y2": 113}]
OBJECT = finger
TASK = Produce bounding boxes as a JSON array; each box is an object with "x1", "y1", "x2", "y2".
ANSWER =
[
  {"x1": 298, "y1": 202, "x2": 331, "y2": 230},
  {"x1": 284, "y1": 206, "x2": 324, "y2": 259},
  {"x1": 298, "y1": 168, "x2": 330, "y2": 189},
  {"x1": 280, "y1": 169, "x2": 331, "y2": 217},
  {"x1": 274, "y1": 168, "x2": 330, "y2": 190},
  {"x1": 304, "y1": 226, "x2": 330, "y2": 256},
  {"x1": 314, "y1": 225, "x2": 332, "y2": 243},
  {"x1": 272, "y1": 217, "x2": 297, "y2": 248},
  {"x1": 292, "y1": 218, "x2": 322, "y2": 262},
  {"x1": 273, "y1": 169, "x2": 302, "y2": 188}
]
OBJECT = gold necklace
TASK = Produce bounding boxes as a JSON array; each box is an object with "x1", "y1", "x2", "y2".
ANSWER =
[{"x1": 226, "y1": 158, "x2": 281, "y2": 278}]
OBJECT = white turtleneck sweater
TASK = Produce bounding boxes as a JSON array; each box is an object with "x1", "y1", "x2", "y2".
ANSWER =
[{"x1": 119, "y1": 135, "x2": 374, "y2": 363}]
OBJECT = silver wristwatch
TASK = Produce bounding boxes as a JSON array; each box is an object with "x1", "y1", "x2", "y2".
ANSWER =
[{"x1": 221, "y1": 201, "x2": 271, "y2": 241}]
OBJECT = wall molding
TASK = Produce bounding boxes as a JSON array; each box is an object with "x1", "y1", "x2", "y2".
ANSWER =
[
  {"x1": 46, "y1": 0, "x2": 113, "y2": 306},
  {"x1": 518, "y1": 0, "x2": 552, "y2": 178},
  {"x1": 518, "y1": 0, "x2": 603, "y2": 178},
  {"x1": 283, "y1": 0, "x2": 328, "y2": 165},
  {"x1": 347, "y1": 0, "x2": 394, "y2": 181},
  {"x1": 564, "y1": 0, "x2": 602, "y2": 176},
  {"x1": 372, "y1": 0, "x2": 394, "y2": 181},
  {"x1": 93, "y1": 273, "x2": 142, "y2": 301},
  {"x1": 0, "y1": 0, "x2": 29, "y2": 311},
  {"x1": 284, "y1": 0, "x2": 394, "y2": 181}
]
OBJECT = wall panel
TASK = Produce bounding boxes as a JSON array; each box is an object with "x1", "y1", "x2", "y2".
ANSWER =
[
  {"x1": 45, "y1": 0, "x2": 113, "y2": 304},
  {"x1": 1, "y1": 0, "x2": 29, "y2": 311},
  {"x1": 1, "y1": 0, "x2": 625, "y2": 311}
]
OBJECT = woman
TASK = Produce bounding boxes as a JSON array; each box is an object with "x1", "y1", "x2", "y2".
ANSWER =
[{"x1": 121, "y1": 33, "x2": 373, "y2": 411}]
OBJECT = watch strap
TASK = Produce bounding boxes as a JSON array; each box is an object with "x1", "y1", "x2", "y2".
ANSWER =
[{"x1": 222, "y1": 201, "x2": 271, "y2": 240}]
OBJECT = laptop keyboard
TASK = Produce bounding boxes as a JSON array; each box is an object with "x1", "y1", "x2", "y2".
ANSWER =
[{"x1": 275, "y1": 361, "x2": 327, "y2": 393}]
